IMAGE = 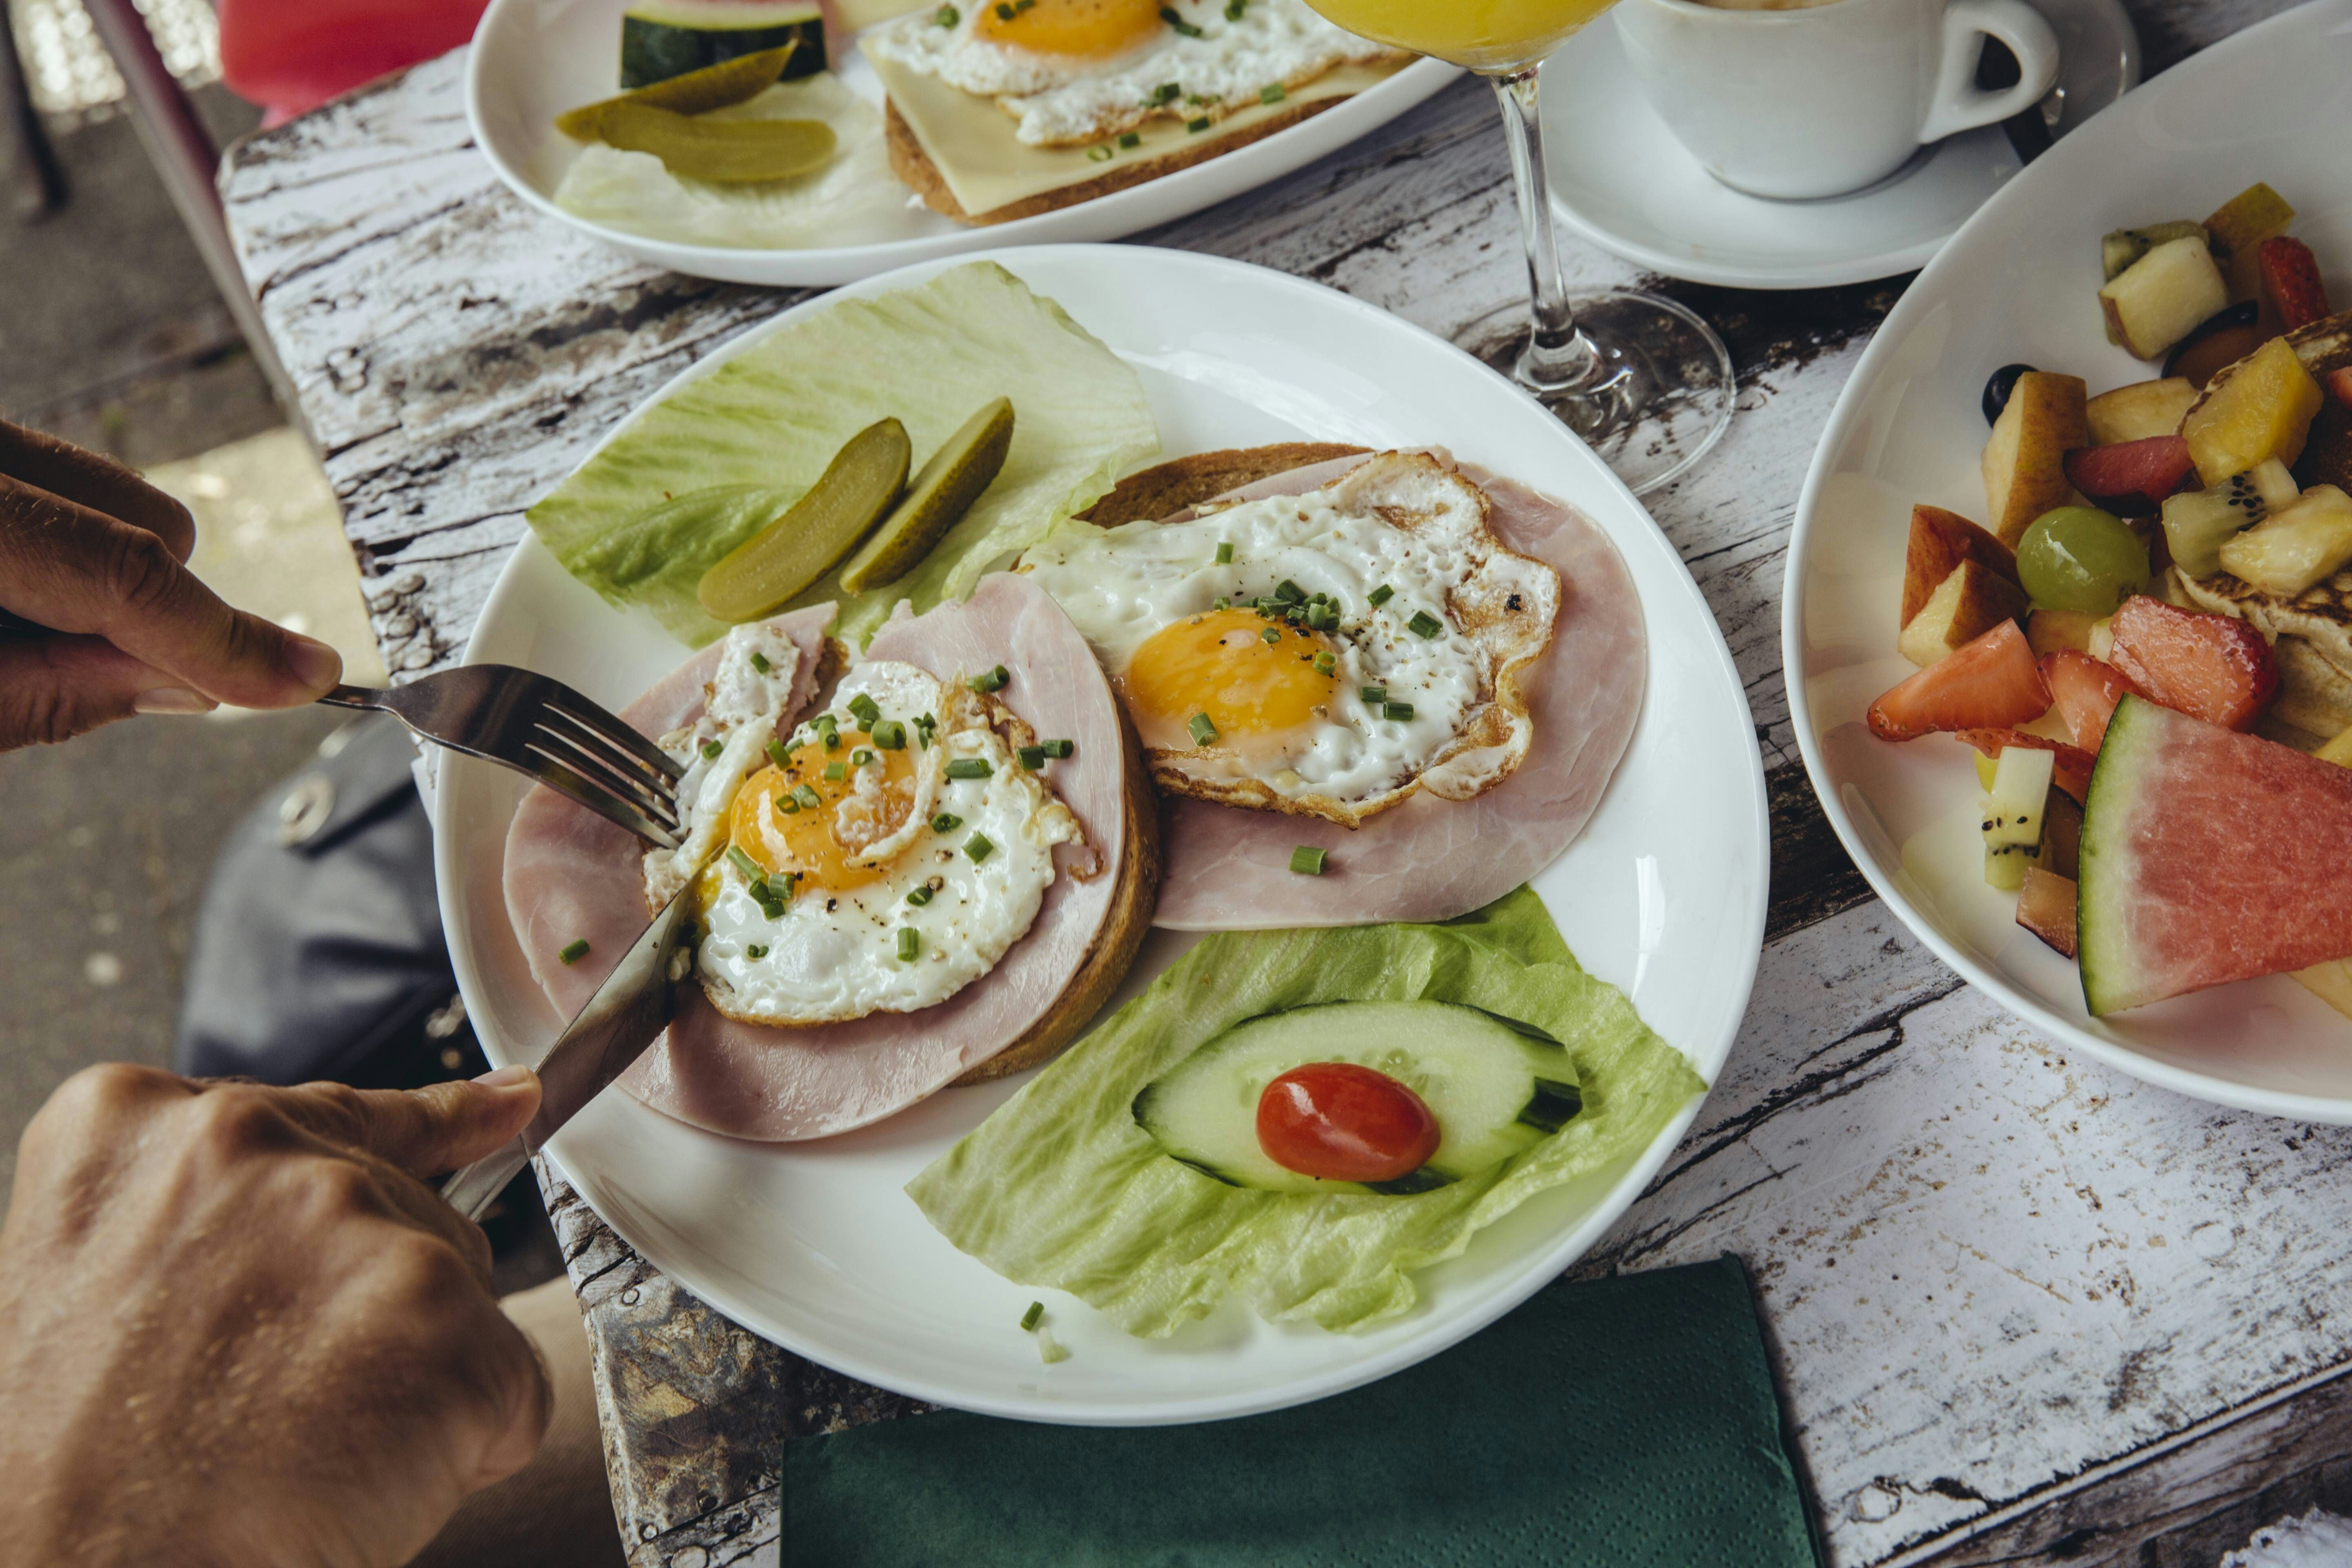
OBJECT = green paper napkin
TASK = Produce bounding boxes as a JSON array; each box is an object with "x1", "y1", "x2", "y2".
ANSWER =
[{"x1": 781, "y1": 1255, "x2": 1822, "y2": 1567}]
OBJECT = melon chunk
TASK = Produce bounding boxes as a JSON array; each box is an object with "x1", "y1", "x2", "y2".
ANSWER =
[
  {"x1": 2087, "y1": 378, "x2": 2199, "y2": 445},
  {"x1": 2080, "y1": 695, "x2": 2352, "y2": 1013},
  {"x1": 2183, "y1": 336, "x2": 2325, "y2": 485},
  {"x1": 2100, "y1": 236, "x2": 2230, "y2": 360},
  {"x1": 2107, "y1": 594, "x2": 2278, "y2": 731},
  {"x1": 1868, "y1": 620, "x2": 2049, "y2": 741}
]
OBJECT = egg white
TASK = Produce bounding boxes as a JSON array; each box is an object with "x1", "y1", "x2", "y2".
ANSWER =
[{"x1": 863, "y1": 0, "x2": 1399, "y2": 146}]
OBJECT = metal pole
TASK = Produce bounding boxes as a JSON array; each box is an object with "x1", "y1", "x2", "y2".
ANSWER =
[
  {"x1": 79, "y1": 0, "x2": 305, "y2": 428},
  {"x1": 0, "y1": 2, "x2": 68, "y2": 217}
]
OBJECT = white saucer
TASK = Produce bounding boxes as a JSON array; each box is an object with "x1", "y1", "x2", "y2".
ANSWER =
[{"x1": 1541, "y1": 0, "x2": 2139, "y2": 289}]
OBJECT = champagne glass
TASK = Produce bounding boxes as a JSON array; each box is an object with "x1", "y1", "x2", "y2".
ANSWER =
[{"x1": 1299, "y1": 0, "x2": 1735, "y2": 494}]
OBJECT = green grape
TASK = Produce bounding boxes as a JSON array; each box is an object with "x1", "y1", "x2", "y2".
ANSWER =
[{"x1": 2016, "y1": 506, "x2": 2149, "y2": 615}]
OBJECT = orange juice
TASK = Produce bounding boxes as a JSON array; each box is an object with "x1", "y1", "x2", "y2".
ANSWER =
[{"x1": 1302, "y1": 0, "x2": 1620, "y2": 70}]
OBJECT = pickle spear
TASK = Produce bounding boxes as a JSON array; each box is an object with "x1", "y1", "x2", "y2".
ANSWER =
[
  {"x1": 590, "y1": 102, "x2": 835, "y2": 183},
  {"x1": 697, "y1": 419, "x2": 911, "y2": 623},
  {"x1": 839, "y1": 398, "x2": 1015, "y2": 594},
  {"x1": 555, "y1": 42, "x2": 798, "y2": 140}
]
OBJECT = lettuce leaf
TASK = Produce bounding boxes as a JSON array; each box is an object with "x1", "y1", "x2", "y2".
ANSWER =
[
  {"x1": 526, "y1": 262, "x2": 1158, "y2": 648},
  {"x1": 906, "y1": 888, "x2": 1708, "y2": 1336}
]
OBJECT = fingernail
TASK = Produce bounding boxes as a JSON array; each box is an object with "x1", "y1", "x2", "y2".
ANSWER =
[
  {"x1": 134, "y1": 686, "x2": 216, "y2": 715},
  {"x1": 472, "y1": 1064, "x2": 535, "y2": 1090},
  {"x1": 285, "y1": 635, "x2": 343, "y2": 693}
]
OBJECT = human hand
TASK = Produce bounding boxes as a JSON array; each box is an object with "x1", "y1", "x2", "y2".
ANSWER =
[
  {"x1": 0, "y1": 419, "x2": 344, "y2": 749},
  {"x1": 0, "y1": 1065, "x2": 554, "y2": 1566}
]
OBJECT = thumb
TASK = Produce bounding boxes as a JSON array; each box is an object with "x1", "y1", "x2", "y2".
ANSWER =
[{"x1": 279, "y1": 1067, "x2": 542, "y2": 1176}]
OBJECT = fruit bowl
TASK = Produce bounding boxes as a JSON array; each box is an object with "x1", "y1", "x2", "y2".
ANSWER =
[{"x1": 1786, "y1": 0, "x2": 2352, "y2": 1123}]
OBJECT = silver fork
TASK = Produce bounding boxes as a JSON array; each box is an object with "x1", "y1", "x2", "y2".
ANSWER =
[{"x1": 321, "y1": 667, "x2": 684, "y2": 849}]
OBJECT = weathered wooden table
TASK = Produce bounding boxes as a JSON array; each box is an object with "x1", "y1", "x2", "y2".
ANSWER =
[{"x1": 219, "y1": 2, "x2": 2352, "y2": 1559}]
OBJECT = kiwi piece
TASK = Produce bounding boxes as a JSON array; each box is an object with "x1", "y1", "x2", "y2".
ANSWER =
[
  {"x1": 697, "y1": 419, "x2": 911, "y2": 623},
  {"x1": 838, "y1": 399, "x2": 1016, "y2": 595},
  {"x1": 589, "y1": 102, "x2": 835, "y2": 183},
  {"x1": 2101, "y1": 221, "x2": 2209, "y2": 283},
  {"x1": 555, "y1": 42, "x2": 797, "y2": 141}
]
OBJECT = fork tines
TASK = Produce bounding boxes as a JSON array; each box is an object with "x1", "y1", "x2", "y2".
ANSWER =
[{"x1": 525, "y1": 698, "x2": 685, "y2": 850}]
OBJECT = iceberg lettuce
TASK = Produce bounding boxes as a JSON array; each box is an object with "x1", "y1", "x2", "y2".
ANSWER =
[
  {"x1": 527, "y1": 262, "x2": 1158, "y2": 647},
  {"x1": 906, "y1": 887, "x2": 1708, "y2": 1336}
]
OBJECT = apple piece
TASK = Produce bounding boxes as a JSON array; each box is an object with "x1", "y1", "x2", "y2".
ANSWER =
[
  {"x1": 2100, "y1": 220, "x2": 2209, "y2": 283},
  {"x1": 2062, "y1": 435, "x2": 2195, "y2": 514},
  {"x1": 2182, "y1": 335, "x2": 2325, "y2": 484},
  {"x1": 2016, "y1": 868, "x2": 2079, "y2": 958},
  {"x1": 1901, "y1": 503, "x2": 2019, "y2": 626},
  {"x1": 1869, "y1": 620, "x2": 2050, "y2": 741},
  {"x1": 2100, "y1": 236, "x2": 2231, "y2": 360},
  {"x1": 2027, "y1": 607, "x2": 2099, "y2": 657},
  {"x1": 2085, "y1": 378, "x2": 2199, "y2": 445},
  {"x1": 1899, "y1": 559, "x2": 2032, "y2": 667},
  {"x1": 2259, "y1": 236, "x2": 2332, "y2": 333},
  {"x1": 1983, "y1": 372, "x2": 2089, "y2": 546},
  {"x1": 2216, "y1": 483, "x2": 2352, "y2": 595},
  {"x1": 2205, "y1": 181, "x2": 2296, "y2": 300}
]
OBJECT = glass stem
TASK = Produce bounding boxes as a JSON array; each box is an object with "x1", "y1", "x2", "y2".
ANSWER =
[{"x1": 1491, "y1": 63, "x2": 1601, "y2": 393}]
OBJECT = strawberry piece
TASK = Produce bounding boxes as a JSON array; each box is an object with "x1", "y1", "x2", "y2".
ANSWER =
[
  {"x1": 2016, "y1": 867, "x2": 2078, "y2": 958},
  {"x1": 1955, "y1": 727, "x2": 2096, "y2": 802},
  {"x1": 2330, "y1": 365, "x2": 2352, "y2": 410},
  {"x1": 2259, "y1": 236, "x2": 2332, "y2": 332},
  {"x1": 1868, "y1": 620, "x2": 2051, "y2": 742},
  {"x1": 2061, "y1": 436, "x2": 2196, "y2": 515},
  {"x1": 2107, "y1": 594, "x2": 2279, "y2": 730},
  {"x1": 2040, "y1": 649, "x2": 2142, "y2": 752}
]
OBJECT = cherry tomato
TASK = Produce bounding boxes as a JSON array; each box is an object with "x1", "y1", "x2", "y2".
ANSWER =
[{"x1": 1256, "y1": 1063, "x2": 1440, "y2": 1183}]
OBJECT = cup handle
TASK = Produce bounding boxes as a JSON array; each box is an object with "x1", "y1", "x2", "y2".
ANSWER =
[{"x1": 1918, "y1": 0, "x2": 2063, "y2": 143}]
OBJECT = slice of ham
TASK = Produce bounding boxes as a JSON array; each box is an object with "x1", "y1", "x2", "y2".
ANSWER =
[
  {"x1": 1150, "y1": 457, "x2": 1647, "y2": 929},
  {"x1": 500, "y1": 579, "x2": 1132, "y2": 1142}
]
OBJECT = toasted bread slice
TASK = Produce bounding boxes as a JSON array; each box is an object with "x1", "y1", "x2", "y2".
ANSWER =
[
  {"x1": 1077, "y1": 442, "x2": 1372, "y2": 525},
  {"x1": 887, "y1": 98, "x2": 1347, "y2": 225},
  {"x1": 2171, "y1": 563, "x2": 2352, "y2": 736}
]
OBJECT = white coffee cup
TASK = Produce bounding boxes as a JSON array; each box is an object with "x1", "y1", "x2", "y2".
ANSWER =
[{"x1": 1613, "y1": 0, "x2": 2062, "y2": 201}]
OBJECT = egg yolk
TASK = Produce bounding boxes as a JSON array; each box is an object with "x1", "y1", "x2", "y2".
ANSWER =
[
  {"x1": 973, "y1": 0, "x2": 1165, "y2": 58},
  {"x1": 1121, "y1": 607, "x2": 1338, "y2": 753},
  {"x1": 725, "y1": 736, "x2": 920, "y2": 894}
]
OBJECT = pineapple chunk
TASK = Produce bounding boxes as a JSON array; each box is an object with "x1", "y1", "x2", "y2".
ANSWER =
[
  {"x1": 2100, "y1": 236, "x2": 2230, "y2": 359},
  {"x1": 2205, "y1": 181, "x2": 2296, "y2": 301},
  {"x1": 2317, "y1": 722, "x2": 2352, "y2": 768},
  {"x1": 2085, "y1": 378, "x2": 2199, "y2": 445},
  {"x1": 1982, "y1": 372, "x2": 2089, "y2": 546},
  {"x1": 2183, "y1": 336, "x2": 2325, "y2": 484},
  {"x1": 2217, "y1": 483, "x2": 2352, "y2": 594},
  {"x1": 1898, "y1": 560, "x2": 2030, "y2": 667}
]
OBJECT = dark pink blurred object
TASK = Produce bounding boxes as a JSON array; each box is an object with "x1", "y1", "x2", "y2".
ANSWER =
[{"x1": 217, "y1": 0, "x2": 490, "y2": 124}]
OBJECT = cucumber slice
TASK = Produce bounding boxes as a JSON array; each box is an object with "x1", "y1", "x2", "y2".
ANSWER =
[
  {"x1": 1131, "y1": 1000, "x2": 1581, "y2": 1196},
  {"x1": 621, "y1": 0, "x2": 826, "y2": 89}
]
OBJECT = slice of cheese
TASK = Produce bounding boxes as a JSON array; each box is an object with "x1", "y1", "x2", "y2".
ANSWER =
[
  {"x1": 863, "y1": 48, "x2": 1405, "y2": 218},
  {"x1": 836, "y1": 0, "x2": 934, "y2": 29}
]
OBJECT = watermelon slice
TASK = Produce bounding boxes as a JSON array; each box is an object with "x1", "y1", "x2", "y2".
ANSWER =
[
  {"x1": 1867, "y1": 620, "x2": 2049, "y2": 742},
  {"x1": 2079, "y1": 695, "x2": 2352, "y2": 1013}
]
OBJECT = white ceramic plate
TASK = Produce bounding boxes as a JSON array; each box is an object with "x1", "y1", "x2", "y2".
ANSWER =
[
  {"x1": 465, "y1": 0, "x2": 1457, "y2": 287},
  {"x1": 438, "y1": 245, "x2": 1768, "y2": 1421},
  {"x1": 1542, "y1": 0, "x2": 2138, "y2": 290},
  {"x1": 1787, "y1": 0, "x2": 2352, "y2": 1123}
]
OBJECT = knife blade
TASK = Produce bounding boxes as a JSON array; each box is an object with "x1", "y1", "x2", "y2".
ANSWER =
[{"x1": 440, "y1": 890, "x2": 690, "y2": 1223}]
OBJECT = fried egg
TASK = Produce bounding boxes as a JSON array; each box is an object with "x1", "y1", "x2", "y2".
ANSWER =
[
  {"x1": 862, "y1": 0, "x2": 1401, "y2": 146},
  {"x1": 1020, "y1": 452, "x2": 1559, "y2": 825},
  {"x1": 648, "y1": 637, "x2": 1080, "y2": 1025}
]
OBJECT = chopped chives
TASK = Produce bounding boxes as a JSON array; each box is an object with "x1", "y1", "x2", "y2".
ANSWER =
[
  {"x1": 1149, "y1": 82, "x2": 1180, "y2": 106},
  {"x1": 558, "y1": 938, "x2": 590, "y2": 964},
  {"x1": 1408, "y1": 610, "x2": 1444, "y2": 639},
  {"x1": 897, "y1": 927, "x2": 921, "y2": 962},
  {"x1": 1360, "y1": 684, "x2": 1386, "y2": 703},
  {"x1": 1161, "y1": 6, "x2": 1203, "y2": 35},
  {"x1": 965, "y1": 832, "x2": 996, "y2": 863},
  {"x1": 853, "y1": 748, "x2": 875, "y2": 766},
  {"x1": 791, "y1": 784, "x2": 822, "y2": 809},
  {"x1": 1020, "y1": 1301, "x2": 1045, "y2": 1332},
  {"x1": 931, "y1": 811, "x2": 964, "y2": 833},
  {"x1": 945, "y1": 758, "x2": 993, "y2": 781},
  {"x1": 914, "y1": 713, "x2": 937, "y2": 750},
  {"x1": 970, "y1": 666, "x2": 1010, "y2": 694},
  {"x1": 1227, "y1": 0, "x2": 1246, "y2": 16},
  {"x1": 848, "y1": 693, "x2": 882, "y2": 727},
  {"x1": 1368, "y1": 584, "x2": 1394, "y2": 608},
  {"x1": 1313, "y1": 651, "x2": 1335, "y2": 674},
  {"x1": 747, "y1": 944, "x2": 769, "y2": 960},
  {"x1": 1384, "y1": 700, "x2": 1416, "y2": 722},
  {"x1": 1087, "y1": 145, "x2": 1113, "y2": 162},
  {"x1": 1118, "y1": 130, "x2": 1141, "y2": 148},
  {"x1": 765, "y1": 738, "x2": 791, "y2": 770},
  {"x1": 815, "y1": 712, "x2": 839, "y2": 731},
  {"x1": 1185, "y1": 114, "x2": 1210, "y2": 132},
  {"x1": 935, "y1": 2, "x2": 957, "y2": 21},
  {"x1": 1258, "y1": 81, "x2": 1284, "y2": 103},
  {"x1": 1188, "y1": 712, "x2": 1217, "y2": 745},
  {"x1": 871, "y1": 719, "x2": 906, "y2": 750},
  {"x1": 1289, "y1": 846, "x2": 1327, "y2": 876},
  {"x1": 1260, "y1": 626, "x2": 1281, "y2": 645},
  {"x1": 907, "y1": 885, "x2": 934, "y2": 906},
  {"x1": 750, "y1": 650, "x2": 772, "y2": 674},
  {"x1": 1275, "y1": 579, "x2": 1305, "y2": 602},
  {"x1": 774, "y1": 793, "x2": 798, "y2": 817},
  {"x1": 700, "y1": 739, "x2": 724, "y2": 761},
  {"x1": 994, "y1": 1, "x2": 1012, "y2": 16},
  {"x1": 1215, "y1": 541, "x2": 1234, "y2": 564},
  {"x1": 1212, "y1": 596, "x2": 1230, "y2": 610},
  {"x1": 823, "y1": 729, "x2": 842, "y2": 750},
  {"x1": 726, "y1": 846, "x2": 764, "y2": 883},
  {"x1": 824, "y1": 761, "x2": 846, "y2": 782},
  {"x1": 1042, "y1": 738, "x2": 1074, "y2": 759},
  {"x1": 1018, "y1": 745, "x2": 1046, "y2": 770}
]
